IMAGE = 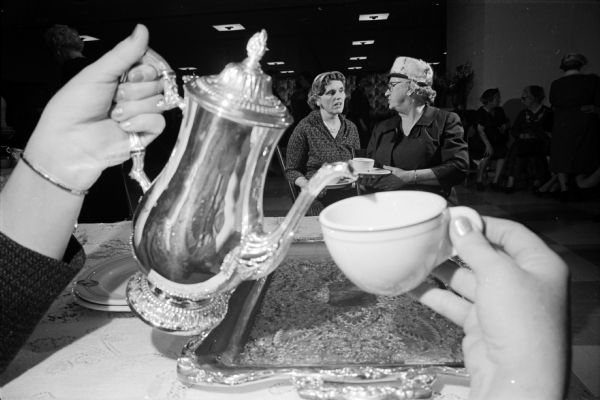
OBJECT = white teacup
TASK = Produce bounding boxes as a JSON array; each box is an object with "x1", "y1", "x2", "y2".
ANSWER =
[
  {"x1": 319, "y1": 191, "x2": 483, "y2": 296},
  {"x1": 350, "y1": 157, "x2": 375, "y2": 173}
]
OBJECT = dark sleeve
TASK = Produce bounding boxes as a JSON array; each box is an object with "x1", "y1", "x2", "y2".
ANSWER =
[
  {"x1": 499, "y1": 107, "x2": 509, "y2": 125},
  {"x1": 366, "y1": 123, "x2": 381, "y2": 158},
  {"x1": 285, "y1": 122, "x2": 309, "y2": 183},
  {"x1": 430, "y1": 111, "x2": 469, "y2": 189},
  {"x1": 511, "y1": 110, "x2": 526, "y2": 138},
  {"x1": 0, "y1": 232, "x2": 85, "y2": 373},
  {"x1": 475, "y1": 108, "x2": 486, "y2": 126}
]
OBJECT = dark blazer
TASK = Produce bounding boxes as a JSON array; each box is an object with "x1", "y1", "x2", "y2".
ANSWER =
[{"x1": 367, "y1": 105, "x2": 468, "y2": 196}]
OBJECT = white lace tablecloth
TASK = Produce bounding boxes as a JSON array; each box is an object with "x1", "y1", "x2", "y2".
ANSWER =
[{"x1": 0, "y1": 218, "x2": 469, "y2": 400}]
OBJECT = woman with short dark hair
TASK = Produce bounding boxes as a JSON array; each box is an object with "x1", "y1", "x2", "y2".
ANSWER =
[
  {"x1": 285, "y1": 71, "x2": 360, "y2": 208},
  {"x1": 503, "y1": 85, "x2": 553, "y2": 193}
]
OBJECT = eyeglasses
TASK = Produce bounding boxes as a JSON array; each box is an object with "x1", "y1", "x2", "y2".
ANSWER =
[{"x1": 387, "y1": 81, "x2": 403, "y2": 90}]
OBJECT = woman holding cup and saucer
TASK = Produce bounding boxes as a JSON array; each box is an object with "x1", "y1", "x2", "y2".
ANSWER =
[
  {"x1": 361, "y1": 57, "x2": 469, "y2": 201},
  {"x1": 285, "y1": 71, "x2": 360, "y2": 211}
]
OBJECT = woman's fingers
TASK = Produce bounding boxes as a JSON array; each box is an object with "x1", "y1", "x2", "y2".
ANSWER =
[
  {"x1": 409, "y1": 281, "x2": 471, "y2": 327},
  {"x1": 126, "y1": 63, "x2": 159, "y2": 83},
  {"x1": 449, "y1": 217, "x2": 514, "y2": 281},
  {"x1": 118, "y1": 113, "x2": 166, "y2": 137},
  {"x1": 80, "y1": 24, "x2": 149, "y2": 83},
  {"x1": 111, "y1": 94, "x2": 166, "y2": 122},
  {"x1": 477, "y1": 217, "x2": 568, "y2": 281},
  {"x1": 115, "y1": 80, "x2": 163, "y2": 102},
  {"x1": 432, "y1": 259, "x2": 476, "y2": 301}
]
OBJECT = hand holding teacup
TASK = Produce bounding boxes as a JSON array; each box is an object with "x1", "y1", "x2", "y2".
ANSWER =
[{"x1": 319, "y1": 190, "x2": 483, "y2": 296}]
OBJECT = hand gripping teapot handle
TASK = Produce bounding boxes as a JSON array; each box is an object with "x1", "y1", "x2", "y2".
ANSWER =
[{"x1": 122, "y1": 48, "x2": 185, "y2": 192}]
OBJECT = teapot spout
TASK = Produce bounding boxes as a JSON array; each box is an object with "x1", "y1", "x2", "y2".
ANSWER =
[{"x1": 269, "y1": 161, "x2": 356, "y2": 253}]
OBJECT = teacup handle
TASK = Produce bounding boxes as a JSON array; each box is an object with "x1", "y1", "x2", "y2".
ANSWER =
[{"x1": 447, "y1": 206, "x2": 484, "y2": 257}]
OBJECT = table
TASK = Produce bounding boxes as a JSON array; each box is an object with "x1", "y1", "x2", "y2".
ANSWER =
[{"x1": 0, "y1": 218, "x2": 469, "y2": 400}]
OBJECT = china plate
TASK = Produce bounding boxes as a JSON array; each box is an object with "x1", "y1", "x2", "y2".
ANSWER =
[
  {"x1": 326, "y1": 177, "x2": 356, "y2": 189},
  {"x1": 73, "y1": 253, "x2": 137, "y2": 306},
  {"x1": 73, "y1": 292, "x2": 131, "y2": 312},
  {"x1": 358, "y1": 168, "x2": 391, "y2": 176}
]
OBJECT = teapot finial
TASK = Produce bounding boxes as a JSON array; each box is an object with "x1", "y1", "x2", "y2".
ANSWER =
[{"x1": 246, "y1": 29, "x2": 268, "y2": 67}]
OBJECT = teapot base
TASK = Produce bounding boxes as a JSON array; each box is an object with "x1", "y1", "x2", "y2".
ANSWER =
[{"x1": 126, "y1": 272, "x2": 229, "y2": 336}]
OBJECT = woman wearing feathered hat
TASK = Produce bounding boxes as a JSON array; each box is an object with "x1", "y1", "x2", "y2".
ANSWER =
[{"x1": 362, "y1": 57, "x2": 469, "y2": 200}]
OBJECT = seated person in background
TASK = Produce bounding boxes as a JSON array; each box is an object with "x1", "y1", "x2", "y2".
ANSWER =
[
  {"x1": 285, "y1": 71, "x2": 360, "y2": 208},
  {"x1": 0, "y1": 25, "x2": 166, "y2": 372},
  {"x1": 504, "y1": 85, "x2": 553, "y2": 193},
  {"x1": 474, "y1": 88, "x2": 509, "y2": 191},
  {"x1": 362, "y1": 57, "x2": 468, "y2": 201}
]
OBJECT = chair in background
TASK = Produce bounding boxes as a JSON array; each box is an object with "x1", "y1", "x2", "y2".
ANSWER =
[{"x1": 275, "y1": 145, "x2": 298, "y2": 202}]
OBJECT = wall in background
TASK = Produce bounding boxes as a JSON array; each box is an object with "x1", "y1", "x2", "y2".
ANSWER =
[{"x1": 447, "y1": 0, "x2": 600, "y2": 119}]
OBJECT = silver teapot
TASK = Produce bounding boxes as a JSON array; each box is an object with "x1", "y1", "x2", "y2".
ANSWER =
[{"x1": 125, "y1": 30, "x2": 356, "y2": 338}]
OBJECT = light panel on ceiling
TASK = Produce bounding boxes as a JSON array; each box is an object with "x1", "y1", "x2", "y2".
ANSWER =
[
  {"x1": 213, "y1": 24, "x2": 245, "y2": 31},
  {"x1": 349, "y1": 56, "x2": 367, "y2": 61},
  {"x1": 348, "y1": 66, "x2": 363, "y2": 70},
  {"x1": 358, "y1": 13, "x2": 389, "y2": 21},
  {"x1": 281, "y1": 70, "x2": 295, "y2": 74},
  {"x1": 352, "y1": 40, "x2": 375, "y2": 46},
  {"x1": 267, "y1": 61, "x2": 285, "y2": 65}
]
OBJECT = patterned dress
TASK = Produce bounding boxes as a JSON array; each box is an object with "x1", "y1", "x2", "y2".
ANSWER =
[
  {"x1": 285, "y1": 110, "x2": 360, "y2": 183},
  {"x1": 285, "y1": 110, "x2": 360, "y2": 210}
]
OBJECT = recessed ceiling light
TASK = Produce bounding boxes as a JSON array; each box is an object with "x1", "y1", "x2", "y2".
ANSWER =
[
  {"x1": 80, "y1": 35, "x2": 100, "y2": 42},
  {"x1": 358, "y1": 13, "x2": 389, "y2": 21},
  {"x1": 429, "y1": 62, "x2": 440, "y2": 65},
  {"x1": 179, "y1": 67, "x2": 197, "y2": 71},
  {"x1": 267, "y1": 61, "x2": 285, "y2": 66},
  {"x1": 281, "y1": 70, "x2": 295, "y2": 74},
  {"x1": 352, "y1": 40, "x2": 375, "y2": 46},
  {"x1": 349, "y1": 56, "x2": 367, "y2": 61},
  {"x1": 348, "y1": 66, "x2": 363, "y2": 70},
  {"x1": 213, "y1": 24, "x2": 245, "y2": 32},
  {"x1": 443, "y1": 51, "x2": 447, "y2": 55}
]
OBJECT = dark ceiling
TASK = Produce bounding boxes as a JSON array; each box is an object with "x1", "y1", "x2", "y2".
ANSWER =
[{"x1": 1, "y1": 0, "x2": 446, "y2": 83}]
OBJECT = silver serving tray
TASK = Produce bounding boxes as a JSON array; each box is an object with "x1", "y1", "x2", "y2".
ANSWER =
[{"x1": 177, "y1": 243, "x2": 468, "y2": 399}]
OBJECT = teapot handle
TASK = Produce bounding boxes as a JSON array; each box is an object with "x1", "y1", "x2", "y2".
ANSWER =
[{"x1": 122, "y1": 48, "x2": 185, "y2": 192}]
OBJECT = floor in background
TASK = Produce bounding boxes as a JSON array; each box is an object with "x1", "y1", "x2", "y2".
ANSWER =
[{"x1": 263, "y1": 173, "x2": 600, "y2": 400}]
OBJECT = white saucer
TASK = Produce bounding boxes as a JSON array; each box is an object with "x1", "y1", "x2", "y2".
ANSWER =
[
  {"x1": 73, "y1": 292, "x2": 131, "y2": 312},
  {"x1": 326, "y1": 177, "x2": 356, "y2": 189},
  {"x1": 73, "y1": 253, "x2": 137, "y2": 306},
  {"x1": 359, "y1": 168, "x2": 391, "y2": 176}
]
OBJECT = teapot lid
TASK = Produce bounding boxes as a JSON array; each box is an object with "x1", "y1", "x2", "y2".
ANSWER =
[{"x1": 186, "y1": 30, "x2": 292, "y2": 128}]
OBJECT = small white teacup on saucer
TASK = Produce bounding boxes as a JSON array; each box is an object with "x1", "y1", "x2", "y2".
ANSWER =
[
  {"x1": 319, "y1": 191, "x2": 483, "y2": 296},
  {"x1": 350, "y1": 157, "x2": 375, "y2": 173}
]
